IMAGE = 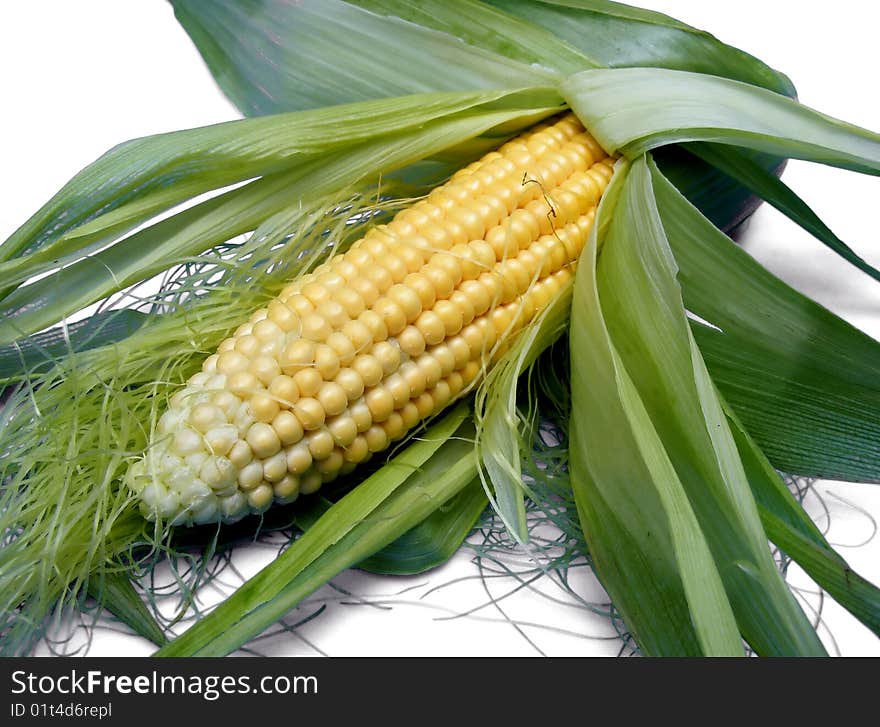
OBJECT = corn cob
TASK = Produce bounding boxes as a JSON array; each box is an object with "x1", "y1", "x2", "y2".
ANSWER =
[{"x1": 125, "y1": 113, "x2": 615, "y2": 525}]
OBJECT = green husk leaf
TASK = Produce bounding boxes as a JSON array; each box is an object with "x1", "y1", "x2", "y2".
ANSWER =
[
  {"x1": 0, "y1": 90, "x2": 564, "y2": 346},
  {"x1": 3, "y1": 91, "x2": 519, "y2": 266},
  {"x1": 723, "y1": 405, "x2": 880, "y2": 637},
  {"x1": 155, "y1": 406, "x2": 476, "y2": 656},
  {"x1": 358, "y1": 478, "x2": 487, "y2": 575},
  {"x1": 87, "y1": 572, "x2": 167, "y2": 646},
  {"x1": 170, "y1": 0, "x2": 558, "y2": 117},
  {"x1": 568, "y1": 157, "x2": 743, "y2": 656},
  {"x1": 759, "y1": 507, "x2": 880, "y2": 637},
  {"x1": 598, "y1": 155, "x2": 823, "y2": 655},
  {"x1": 563, "y1": 67, "x2": 880, "y2": 174},
  {"x1": 684, "y1": 141, "x2": 880, "y2": 282},
  {"x1": 487, "y1": 0, "x2": 795, "y2": 96},
  {"x1": 289, "y1": 483, "x2": 488, "y2": 576},
  {"x1": 474, "y1": 282, "x2": 574, "y2": 542},
  {"x1": 650, "y1": 166, "x2": 880, "y2": 482},
  {"x1": 652, "y1": 145, "x2": 785, "y2": 235},
  {"x1": 170, "y1": 0, "x2": 794, "y2": 241}
]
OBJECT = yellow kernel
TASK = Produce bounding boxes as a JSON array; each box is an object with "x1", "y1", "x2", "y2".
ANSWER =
[
  {"x1": 228, "y1": 439, "x2": 253, "y2": 468},
  {"x1": 352, "y1": 355, "x2": 383, "y2": 388},
  {"x1": 430, "y1": 344, "x2": 456, "y2": 376},
  {"x1": 461, "y1": 360, "x2": 482, "y2": 386},
  {"x1": 358, "y1": 309, "x2": 388, "y2": 342},
  {"x1": 249, "y1": 392, "x2": 280, "y2": 423},
  {"x1": 308, "y1": 430, "x2": 335, "y2": 460},
  {"x1": 301, "y1": 282, "x2": 330, "y2": 306},
  {"x1": 327, "y1": 416, "x2": 358, "y2": 447},
  {"x1": 418, "y1": 357, "x2": 444, "y2": 389},
  {"x1": 285, "y1": 442, "x2": 313, "y2": 474},
  {"x1": 365, "y1": 387, "x2": 395, "y2": 422},
  {"x1": 383, "y1": 255, "x2": 408, "y2": 283},
  {"x1": 234, "y1": 322, "x2": 254, "y2": 338},
  {"x1": 447, "y1": 371, "x2": 465, "y2": 397},
  {"x1": 387, "y1": 284, "x2": 422, "y2": 323},
  {"x1": 281, "y1": 339, "x2": 316, "y2": 375},
  {"x1": 448, "y1": 205, "x2": 485, "y2": 241},
  {"x1": 268, "y1": 375, "x2": 299, "y2": 407},
  {"x1": 448, "y1": 290, "x2": 475, "y2": 327},
  {"x1": 428, "y1": 252, "x2": 463, "y2": 286},
  {"x1": 399, "y1": 361, "x2": 426, "y2": 398},
  {"x1": 363, "y1": 263, "x2": 393, "y2": 292},
  {"x1": 364, "y1": 425, "x2": 389, "y2": 453},
  {"x1": 316, "y1": 450, "x2": 344, "y2": 476},
  {"x1": 398, "y1": 325, "x2": 426, "y2": 357},
  {"x1": 267, "y1": 299, "x2": 300, "y2": 332},
  {"x1": 372, "y1": 299, "x2": 407, "y2": 336},
  {"x1": 383, "y1": 412, "x2": 406, "y2": 441},
  {"x1": 432, "y1": 380, "x2": 453, "y2": 409},
  {"x1": 434, "y1": 300, "x2": 464, "y2": 337},
  {"x1": 388, "y1": 245, "x2": 421, "y2": 275},
  {"x1": 326, "y1": 331, "x2": 357, "y2": 366},
  {"x1": 253, "y1": 318, "x2": 283, "y2": 342},
  {"x1": 301, "y1": 313, "x2": 331, "y2": 341},
  {"x1": 414, "y1": 392, "x2": 435, "y2": 419},
  {"x1": 274, "y1": 475, "x2": 300, "y2": 502},
  {"x1": 350, "y1": 400, "x2": 373, "y2": 432},
  {"x1": 272, "y1": 410, "x2": 304, "y2": 446},
  {"x1": 246, "y1": 422, "x2": 281, "y2": 459},
  {"x1": 228, "y1": 371, "x2": 260, "y2": 397},
  {"x1": 335, "y1": 368, "x2": 365, "y2": 400},
  {"x1": 252, "y1": 355, "x2": 281, "y2": 386},
  {"x1": 314, "y1": 344, "x2": 341, "y2": 379},
  {"x1": 349, "y1": 276, "x2": 380, "y2": 307},
  {"x1": 293, "y1": 368, "x2": 323, "y2": 398},
  {"x1": 329, "y1": 288, "x2": 363, "y2": 319},
  {"x1": 398, "y1": 402, "x2": 419, "y2": 431},
  {"x1": 385, "y1": 373, "x2": 411, "y2": 409},
  {"x1": 217, "y1": 351, "x2": 250, "y2": 376},
  {"x1": 447, "y1": 336, "x2": 472, "y2": 369},
  {"x1": 372, "y1": 341, "x2": 401, "y2": 375},
  {"x1": 263, "y1": 451, "x2": 288, "y2": 482},
  {"x1": 459, "y1": 280, "x2": 490, "y2": 317},
  {"x1": 238, "y1": 461, "x2": 264, "y2": 491},
  {"x1": 316, "y1": 300, "x2": 348, "y2": 330},
  {"x1": 287, "y1": 294, "x2": 314, "y2": 317},
  {"x1": 300, "y1": 471, "x2": 324, "y2": 495},
  {"x1": 402, "y1": 273, "x2": 436, "y2": 310},
  {"x1": 233, "y1": 335, "x2": 261, "y2": 359},
  {"x1": 343, "y1": 436, "x2": 370, "y2": 463},
  {"x1": 317, "y1": 382, "x2": 348, "y2": 417},
  {"x1": 293, "y1": 397, "x2": 325, "y2": 430},
  {"x1": 217, "y1": 338, "x2": 236, "y2": 354},
  {"x1": 247, "y1": 484, "x2": 275, "y2": 511},
  {"x1": 423, "y1": 265, "x2": 455, "y2": 300},
  {"x1": 341, "y1": 319, "x2": 374, "y2": 352},
  {"x1": 416, "y1": 310, "x2": 446, "y2": 346}
]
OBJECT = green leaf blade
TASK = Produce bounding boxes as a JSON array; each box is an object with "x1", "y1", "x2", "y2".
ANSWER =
[
  {"x1": 563, "y1": 67, "x2": 880, "y2": 175},
  {"x1": 568, "y1": 159, "x2": 744, "y2": 656}
]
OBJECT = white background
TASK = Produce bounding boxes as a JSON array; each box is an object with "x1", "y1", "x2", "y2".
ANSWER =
[{"x1": 1, "y1": 1, "x2": 879, "y2": 657}]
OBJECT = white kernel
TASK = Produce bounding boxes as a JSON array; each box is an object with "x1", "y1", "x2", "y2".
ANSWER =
[
  {"x1": 172, "y1": 428, "x2": 203, "y2": 456},
  {"x1": 220, "y1": 492, "x2": 249, "y2": 522}
]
